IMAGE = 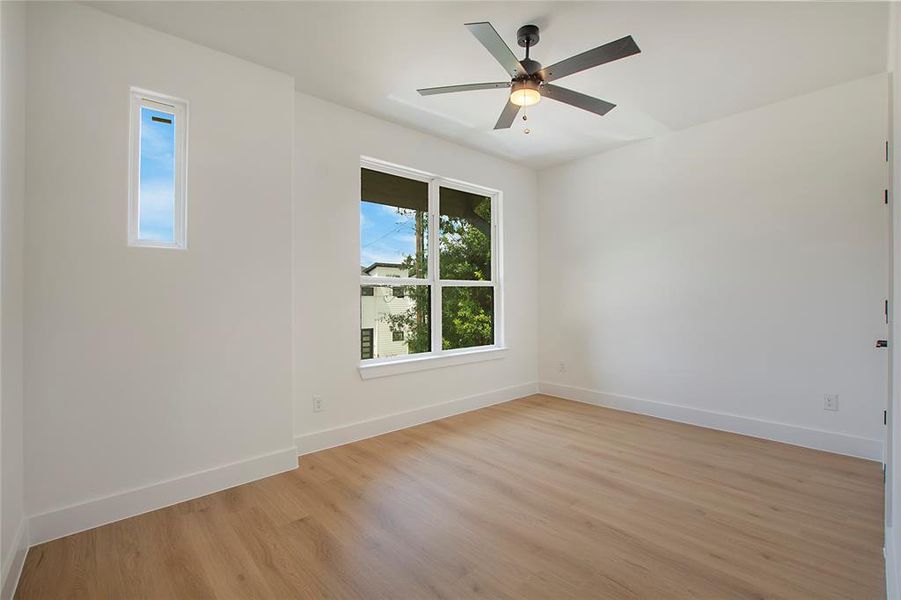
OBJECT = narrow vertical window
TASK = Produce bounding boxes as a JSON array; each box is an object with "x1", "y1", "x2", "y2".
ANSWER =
[{"x1": 128, "y1": 89, "x2": 187, "y2": 249}]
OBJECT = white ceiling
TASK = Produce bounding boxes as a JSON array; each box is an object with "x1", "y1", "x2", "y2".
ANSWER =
[{"x1": 87, "y1": 1, "x2": 889, "y2": 169}]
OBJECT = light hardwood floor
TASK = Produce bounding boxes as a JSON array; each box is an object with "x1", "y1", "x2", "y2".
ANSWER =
[{"x1": 16, "y1": 394, "x2": 884, "y2": 599}]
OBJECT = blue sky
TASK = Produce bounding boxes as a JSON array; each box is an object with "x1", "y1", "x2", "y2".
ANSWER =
[
  {"x1": 138, "y1": 107, "x2": 176, "y2": 241},
  {"x1": 360, "y1": 201, "x2": 420, "y2": 267}
]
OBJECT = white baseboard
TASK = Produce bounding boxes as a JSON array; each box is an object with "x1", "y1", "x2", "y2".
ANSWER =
[
  {"x1": 295, "y1": 381, "x2": 540, "y2": 455},
  {"x1": 1, "y1": 519, "x2": 29, "y2": 600},
  {"x1": 888, "y1": 527, "x2": 898, "y2": 600},
  {"x1": 28, "y1": 446, "x2": 298, "y2": 546},
  {"x1": 539, "y1": 382, "x2": 883, "y2": 461}
]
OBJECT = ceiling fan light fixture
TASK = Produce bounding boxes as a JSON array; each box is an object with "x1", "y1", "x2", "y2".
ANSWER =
[{"x1": 510, "y1": 81, "x2": 541, "y2": 107}]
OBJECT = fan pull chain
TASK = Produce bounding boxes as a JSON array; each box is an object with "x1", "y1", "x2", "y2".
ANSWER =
[{"x1": 522, "y1": 106, "x2": 531, "y2": 135}]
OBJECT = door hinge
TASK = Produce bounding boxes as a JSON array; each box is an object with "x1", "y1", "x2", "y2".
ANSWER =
[
  {"x1": 884, "y1": 409, "x2": 887, "y2": 425},
  {"x1": 885, "y1": 189, "x2": 890, "y2": 205},
  {"x1": 887, "y1": 141, "x2": 890, "y2": 163},
  {"x1": 886, "y1": 299, "x2": 889, "y2": 324}
]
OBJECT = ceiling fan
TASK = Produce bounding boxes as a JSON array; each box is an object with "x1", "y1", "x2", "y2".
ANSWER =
[{"x1": 417, "y1": 23, "x2": 641, "y2": 130}]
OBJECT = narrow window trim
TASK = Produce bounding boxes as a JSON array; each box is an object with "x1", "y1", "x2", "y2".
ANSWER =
[
  {"x1": 128, "y1": 88, "x2": 189, "y2": 249},
  {"x1": 359, "y1": 156, "x2": 506, "y2": 377}
]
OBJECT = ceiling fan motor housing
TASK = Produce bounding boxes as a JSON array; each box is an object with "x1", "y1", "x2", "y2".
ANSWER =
[{"x1": 520, "y1": 58, "x2": 543, "y2": 78}]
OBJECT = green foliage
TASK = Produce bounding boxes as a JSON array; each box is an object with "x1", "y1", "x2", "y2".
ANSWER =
[
  {"x1": 441, "y1": 286, "x2": 493, "y2": 350},
  {"x1": 438, "y1": 198, "x2": 491, "y2": 281},
  {"x1": 383, "y1": 198, "x2": 493, "y2": 351}
]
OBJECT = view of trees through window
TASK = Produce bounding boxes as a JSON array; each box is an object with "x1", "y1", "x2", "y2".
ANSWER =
[{"x1": 360, "y1": 167, "x2": 495, "y2": 360}]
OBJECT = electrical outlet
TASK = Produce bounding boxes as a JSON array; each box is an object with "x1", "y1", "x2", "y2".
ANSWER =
[
  {"x1": 824, "y1": 394, "x2": 839, "y2": 412},
  {"x1": 313, "y1": 395, "x2": 324, "y2": 413},
  {"x1": 558, "y1": 361, "x2": 567, "y2": 374}
]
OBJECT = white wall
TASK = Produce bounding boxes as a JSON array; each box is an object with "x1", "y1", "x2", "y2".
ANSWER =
[
  {"x1": 1, "y1": 1, "x2": 28, "y2": 595},
  {"x1": 23, "y1": 3, "x2": 296, "y2": 543},
  {"x1": 293, "y1": 92, "x2": 539, "y2": 448},
  {"x1": 538, "y1": 74, "x2": 890, "y2": 460}
]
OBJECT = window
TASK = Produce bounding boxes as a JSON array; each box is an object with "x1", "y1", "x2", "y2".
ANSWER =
[
  {"x1": 360, "y1": 158, "x2": 502, "y2": 367},
  {"x1": 128, "y1": 89, "x2": 187, "y2": 249}
]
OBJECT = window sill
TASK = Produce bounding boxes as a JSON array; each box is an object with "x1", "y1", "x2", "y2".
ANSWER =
[{"x1": 358, "y1": 347, "x2": 507, "y2": 380}]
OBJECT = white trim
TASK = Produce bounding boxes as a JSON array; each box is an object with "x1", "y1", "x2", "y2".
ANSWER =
[
  {"x1": 428, "y1": 171, "x2": 441, "y2": 352},
  {"x1": 359, "y1": 346, "x2": 506, "y2": 379},
  {"x1": 888, "y1": 527, "x2": 898, "y2": 600},
  {"x1": 438, "y1": 279, "x2": 494, "y2": 287},
  {"x1": 361, "y1": 156, "x2": 433, "y2": 183},
  {"x1": 0, "y1": 520, "x2": 28, "y2": 600},
  {"x1": 360, "y1": 275, "x2": 494, "y2": 287},
  {"x1": 361, "y1": 276, "x2": 428, "y2": 286},
  {"x1": 27, "y1": 447, "x2": 297, "y2": 546},
  {"x1": 128, "y1": 87, "x2": 188, "y2": 250},
  {"x1": 539, "y1": 382, "x2": 884, "y2": 461},
  {"x1": 296, "y1": 381, "x2": 538, "y2": 455},
  {"x1": 493, "y1": 189, "x2": 506, "y2": 352}
]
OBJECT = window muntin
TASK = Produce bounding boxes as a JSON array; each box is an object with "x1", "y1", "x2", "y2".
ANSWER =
[
  {"x1": 128, "y1": 89, "x2": 187, "y2": 249},
  {"x1": 360, "y1": 159, "x2": 501, "y2": 365}
]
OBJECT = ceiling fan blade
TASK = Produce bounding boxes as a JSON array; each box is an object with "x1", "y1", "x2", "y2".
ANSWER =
[
  {"x1": 540, "y1": 35, "x2": 640, "y2": 82},
  {"x1": 465, "y1": 22, "x2": 526, "y2": 78},
  {"x1": 418, "y1": 82, "x2": 511, "y2": 96},
  {"x1": 543, "y1": 85, "x2": 616, "y2": 116},
  {"x1": 494, "y1": 99, "x2": 521, "y2": 130}
]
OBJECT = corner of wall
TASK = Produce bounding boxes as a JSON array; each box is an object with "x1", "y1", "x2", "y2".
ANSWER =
[
  {"x1": 0, "y1": 520, "x2": 28, "y2": 600},
  {"x1": 1, "y1": 0, "x2": 28, "y2": 596}
]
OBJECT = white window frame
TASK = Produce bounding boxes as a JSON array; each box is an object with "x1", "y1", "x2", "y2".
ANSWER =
[
  {"x1": 128, "y1": 88, "x2": 188, "y2": 249},
  {"x1": 359, "y1": 157, "x2": 506, "y2": 379}
]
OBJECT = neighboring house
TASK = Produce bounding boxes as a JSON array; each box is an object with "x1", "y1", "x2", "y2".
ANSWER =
[{"x1": 361, "y1": 263, "x2": 414, "y2": 359}]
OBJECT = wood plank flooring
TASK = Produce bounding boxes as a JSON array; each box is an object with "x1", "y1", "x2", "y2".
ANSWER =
[{"x1": 16, "y1": 394, "x2": 885, "y2": 599}]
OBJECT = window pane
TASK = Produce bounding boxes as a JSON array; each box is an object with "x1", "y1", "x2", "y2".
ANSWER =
[
  {"x1": 442, "y1": 286, "x2": 494, "y2": 350},
  {"x1": 361, "y1": 168, "x2": 428, "y2": 279},
  {"x1": 138, "y1": 106, "x2": 176, "y2": 242},
  {"x1": 361, "y1": 285, "x2": 430, "y2": 358},
  {"x1": 439, "y1": 187, "x2": 491, "y2": 281}
]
